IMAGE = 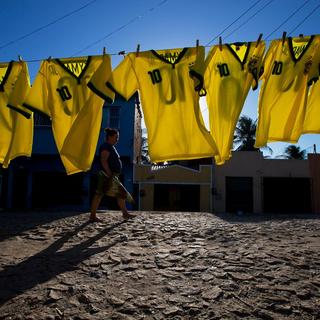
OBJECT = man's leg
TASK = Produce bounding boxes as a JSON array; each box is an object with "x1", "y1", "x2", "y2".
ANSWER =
[
  {"x1": 117, "y1": 197, "x2": 134, "y2": 219},
  {"x1": 90, "y1": 193, "x2": 103, "y2": 221}
]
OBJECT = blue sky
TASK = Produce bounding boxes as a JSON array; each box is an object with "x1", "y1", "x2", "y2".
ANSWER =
[{"x1": 1, "y1": 0, "x2": 320, "y2": 157}]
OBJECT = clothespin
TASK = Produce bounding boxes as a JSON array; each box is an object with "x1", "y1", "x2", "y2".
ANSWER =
[
  {"x1": 282, "y1": 31, "x2": 287, "y2": 45},
  {"x1": 48, "y1": 55, "x2": 52, "y2": 61},
  {"x1": 18, "y1": 55, "x2": 23, "y2": 62},
  {"x1": 196, "y1": 39, "x2": 199, "y2": 53},
  {"x1": 118, "y1": 50, "x2": 126, "y2": 55},
  {"x1": 103, "y1": 47, "x2": 106, "y2": 55},
  {"x1": 136, "y1": 44, "x2": 140, "y2": 57},
  {"x1": 256, "y1": 33, "x2": 263, "y2": 47},
  {"x1": 219, "y1": 37, "x2": 222, "y2": 51},
  {"x1": 299, "y1": 33, "x2": 304, "y2": 38}
]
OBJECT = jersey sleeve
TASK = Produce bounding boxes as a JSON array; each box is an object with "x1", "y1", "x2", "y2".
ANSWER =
[
  {"x1": 87, "y1": 54, "x2": 115, "y2": 103},
  {"x1": 107, "y1": 53, "x2": 139, "y2": 100},
  {"x1": 250, "y1": 41, "x2": 266, "y2": 90},
  {"x1": 23, "y1": 60, "x2": 51, "y2": 118},
  {"x1": 189, "y1": 46, "x2": 206, "y2": 94},
  {"x1": 7, "y1": 61, "x2": 32, "y2": 119},
  {"x1": 308, "y1": 37, "x2": 320, "y2": 85},
  {"x1": 259, "y1": 40, "x2": 278, "y2": 81}
]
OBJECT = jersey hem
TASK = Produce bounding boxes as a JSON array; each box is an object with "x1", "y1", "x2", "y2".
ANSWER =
[
  {"x1": 150, "y1": 153, "x2": 215, "y2": 163},
  {"x1": 255, "y1": 137, "x2": 299, "y2": 148},
  {"x1": 66, "y1": 168, "x2": 90, "y2": 175},
  {"x1": 301, "y1": 130, "x2": 320, "y2": 134},
  {"x1": 2, "y1": 153, "x2": 32, "y2": 168}
]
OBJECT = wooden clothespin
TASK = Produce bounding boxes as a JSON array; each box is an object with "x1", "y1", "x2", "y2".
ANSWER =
[
  {"x1": 256, "y1": 33, "x2": 263, "y2": 47},
  {"x1": 196, "y1": 39, "x2": 199, "y2": 53},
  {"x1": 282, "y1": 31, "x2": 287, "y2": 45},
  {"x1": 103, "y1": 47, "x2": 106, "y2": 55},
  {"x1": 136, "y1": 44, "x2": 140, "y2": 57},
  {"x1": 47, "y1": 56, "x2": 52, "y2": 61},
  {"x1": 18, "y1": 55, "x2": 23, "y2": 62},
  {"x1": 219, "y1": 36, "x2": 222, "y2": 51}
]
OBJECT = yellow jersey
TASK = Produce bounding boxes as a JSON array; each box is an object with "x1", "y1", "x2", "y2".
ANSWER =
[
  {"x1": 89, "y1": 46, "x2": 218, "y2": 163},
  {"x1": 302, "y1": 57, "x2": 320, "y2": 133},
  {"x1": 0, "y1": 61, "x2": 33, "y2": 168},
  {"x1": 204, "y1": 40, "x2": 265, "y2": 164},
  {"x1": 255, "y1": 35, "x2": 320, "y2": 147},
  {"x1": 23, "y1": 55, "x2": 110, "y2": 174}
]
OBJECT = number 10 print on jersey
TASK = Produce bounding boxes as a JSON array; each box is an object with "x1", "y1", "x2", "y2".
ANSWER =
[
  {"x1": 23, "y1": 55, "x2": 112, "y2": 175},
  {"x1": 255, "y1": 35, "x2": 320, "y2": 147},
  {"x1": 89, "y1": 46, "x2": 218, "y2": 163},
  {"x1": 204, "y1": 40, "x2": 266, "y2": 165}
]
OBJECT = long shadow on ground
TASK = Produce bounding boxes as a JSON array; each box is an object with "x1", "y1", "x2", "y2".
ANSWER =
[
  {"x1": 0, "y1": 211, "x2": 83, "y2": 241},
  {"x1": 0, "y1": 220, "x2": 127, "y2": 306}
]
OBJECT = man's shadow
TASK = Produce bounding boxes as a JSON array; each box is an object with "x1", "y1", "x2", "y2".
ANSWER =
[
  {"x1": 0, "y1": 220, "x2": 127, "y2": 306},
  {"x1": 0, "y1": 211, "x2": 82, "y2": 242}
]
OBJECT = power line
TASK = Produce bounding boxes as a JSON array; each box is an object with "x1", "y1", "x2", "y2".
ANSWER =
[
  {"x1": 0, "y1": 0, "x2": 100, "y2": 51},
  {"x1": 72, "y1": 0, "x2": 171, "y2": 56},
  {"x1": 266, "y1": 0, "x2": 312, "y2": 40},
  {"x1": 289, "y1": 2, "x2": 320, "y2": 35},
  {"x1": 201, "y1": 0, "x2": 275, "y2": 114},
  {"x1": 205, "y1": 0, "x2": 264, "y2": 46},
  {"x1": 201, "y1": 0, "x2": 275, "y2": 115},
  {"x1": 224, "y1": 0, "x2": 275, "y2": 40}
]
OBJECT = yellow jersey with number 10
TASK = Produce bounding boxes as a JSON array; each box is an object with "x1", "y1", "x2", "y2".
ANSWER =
[
  {"x1": 89, "y1": 46, "x2": 218, "y2": 163},
  {"x1": 204, "y1": 40, "x2": 265, "y2": 165},
  {"x1": 23, "y1": 55, "x2": 110, "y2": 174},
  {"x1": 255, "y1": 35, "x2": 320, "y2": 147},
  {"x1": 302, "y1": 47, "x2": 320, "y2": 134}
]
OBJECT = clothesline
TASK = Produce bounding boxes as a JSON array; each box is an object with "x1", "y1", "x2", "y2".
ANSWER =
[
  {"x1": 2, "y1": 31, "x2": 315, "y2": 65},
  {"x1": 2, "y1": 34, "x2": 320, "y2": 173}
]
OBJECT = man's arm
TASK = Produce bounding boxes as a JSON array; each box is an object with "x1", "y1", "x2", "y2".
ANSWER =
[{"x1": 100, "y1": 150, "x2": 112, "y2": 176}]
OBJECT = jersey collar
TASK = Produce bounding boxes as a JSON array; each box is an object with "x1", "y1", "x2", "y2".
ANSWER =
[
  {"x1": 287, "y1": 35, "x2": 315, "y2": 63},
  {"x1": 226, "y1": 42, "x2": 251, "y2": 69},
  {"x1": 150, "y1": 48, "x2": 189, "y2": 68},
  {"x1": 55, "y1": 56, "x2": 92, "y2": 83}
]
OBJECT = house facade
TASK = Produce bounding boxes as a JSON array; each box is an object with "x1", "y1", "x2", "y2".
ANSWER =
[
  {"x1": 134, "y1": 151, "x2": 320, "y2": 214},
  {"x1": 0, "y1": 94, "x2": 141, "y2": 211}
]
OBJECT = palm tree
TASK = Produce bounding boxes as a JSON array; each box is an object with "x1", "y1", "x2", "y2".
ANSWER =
[
  {"x1": 233, "y1": 115, "x2": 272, "y2": 155},
  {"x1": 282, "y1": 145, "x2": 306, "y2": 160}
]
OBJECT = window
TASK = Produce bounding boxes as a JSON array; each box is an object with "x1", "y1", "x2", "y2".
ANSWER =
[{"x1": 108, "y1": 107, "x2": 120, "y2": 129}]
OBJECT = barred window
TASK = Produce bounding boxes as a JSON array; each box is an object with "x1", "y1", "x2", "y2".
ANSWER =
[
  {"x1": 108, "y1": 107, "x2": 120, "y2": 129},
  {"x1": 34, "y1": 113, "x2": 51, "y2": 126}
]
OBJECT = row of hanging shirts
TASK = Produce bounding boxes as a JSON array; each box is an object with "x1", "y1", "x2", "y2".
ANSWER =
[{"x1": 1, "y1": 32, "x2": 320, "y2": 174}]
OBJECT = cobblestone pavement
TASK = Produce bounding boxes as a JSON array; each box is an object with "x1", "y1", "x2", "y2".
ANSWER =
[{"x1": 0, "y1": 211, "x2": 320, "y2": 319}]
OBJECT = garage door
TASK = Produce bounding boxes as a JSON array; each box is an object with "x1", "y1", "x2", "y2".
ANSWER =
[
  {"x1": 226, "y1": 177, "x2": 253, "y2": 213},
  {"x1": 263, "y1": 177, "x2": 311, "y2": 213}
]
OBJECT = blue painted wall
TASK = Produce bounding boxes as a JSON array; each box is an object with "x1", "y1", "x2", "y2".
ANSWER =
[{"x1": 3, "y1": 94, "x2": 137, "y2": 210}]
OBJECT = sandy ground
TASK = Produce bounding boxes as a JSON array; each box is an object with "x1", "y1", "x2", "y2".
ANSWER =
[{"x1": 0, "y1": 210, "x2": 320, "y2": 319}]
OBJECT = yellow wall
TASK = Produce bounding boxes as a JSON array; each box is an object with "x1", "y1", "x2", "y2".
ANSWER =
[{"x1": 135, "y1": 164, "x2": 212, "y2": 212}]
